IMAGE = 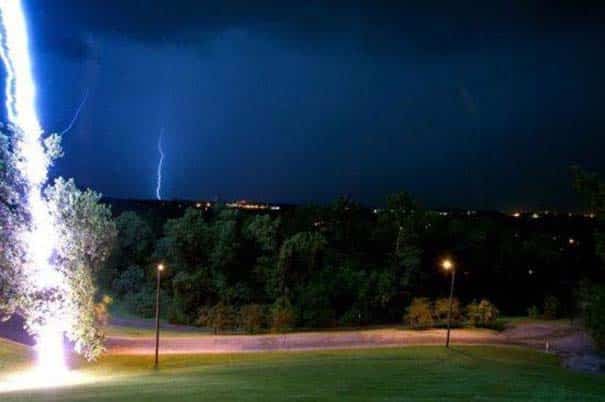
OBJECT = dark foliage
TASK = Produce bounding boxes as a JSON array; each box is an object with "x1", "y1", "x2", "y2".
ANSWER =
[{"x1": 101, "y1": 186, "x2": 602, "y2": 330}]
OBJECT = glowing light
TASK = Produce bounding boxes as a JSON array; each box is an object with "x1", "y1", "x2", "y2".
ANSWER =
[
  {"x1": 0, "y1": 368, "x2": 94, "y2": 393},
  {"x1": 156, "y1": 128, "x2": 165, "y2": 200},
  {"x1": 61, "y1": 88, "x2": 89, "y2": 135},
  {"x1": 36, "y1": 321, "x2": 68, "y2": 374},
  {"x1": 441, "y1": 258, "x2": 454, "y2": 271},
  {"x1": 0, "y1": 0, "x2": 67, "y2": 376}
]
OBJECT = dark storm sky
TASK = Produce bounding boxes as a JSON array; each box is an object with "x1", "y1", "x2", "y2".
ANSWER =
[{"x1": 19, "y1": 1, "x2": 605, "y2": 209}]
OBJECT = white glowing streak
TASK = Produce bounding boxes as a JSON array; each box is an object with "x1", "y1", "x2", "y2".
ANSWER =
[
  {"x1": 61, "y1": 88, "x2": 89, "y2": 135},
  {"x1": 0, "y1": 0, "x2": 67, "y2": 374},
  {"x1": 156, "y1": 128, "x2": 164, "y2": 200}
]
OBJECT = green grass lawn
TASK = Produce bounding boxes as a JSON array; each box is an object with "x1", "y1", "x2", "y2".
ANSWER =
[{"x1": 1, "y1": 339, "x2": 603, "y2": 401}]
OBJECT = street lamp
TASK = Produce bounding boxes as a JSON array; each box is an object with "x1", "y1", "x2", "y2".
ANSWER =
[
  {"x1": 154, "y1": 263, "x2": 164, "y2": 369},
  {"x1": 441, "y1": 258, "x2": 455, "y2": 348}
]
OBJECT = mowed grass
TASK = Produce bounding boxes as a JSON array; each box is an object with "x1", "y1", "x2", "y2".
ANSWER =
[{"x1": 1, "y1": 339, "x2": 603, "y2": 401}]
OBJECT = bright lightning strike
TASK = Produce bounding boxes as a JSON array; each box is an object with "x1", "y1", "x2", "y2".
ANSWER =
[
  {"x1": 0, "y1": 0, "x2": 68, "y2": 378},
  {"x1": 61, "y1": 88, "x2": 89, "y2": 135},
  {"x1": 156, "y1": 128, "x2": 165, "y2": 200}
]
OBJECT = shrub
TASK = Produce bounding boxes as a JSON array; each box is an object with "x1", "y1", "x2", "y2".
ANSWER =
[
  {"x1": 404, "y1": 298, "x2": 434, "y2": 329},
  {"x1": 339, "y1": 307, "x2": 364, "y2": 327},
  {"x1": 543, "y1": 296, "x2": 560, "y2": 320},
  {"x1": 168, "y1": 303, "x2": 190, "y2": 325},
  {"x1": 434, "y1": 297, "x2": 462, "y2": 326},
  {"x1": 271, "y1": 297, "x2": 296, "y2": 333},
  {"x1": 196, "y1": 305, "x2": 211, "y2": 327},
  {"x1": 584, "y1": 285, "x2": 605, "y2": 350},
  {"x1": 527, "y1": 305, "x2": 540, "y2": 319},
  {"x1": 238, "y1": 304, "x2": 266, "y2": 334},
  {"x1": 207, "y1": 302, "x2": 236, "y2": 334},
  {"x1": 466, "y1": 299, "x2": 499, "y2": 328},
  {"x1": 94, "y1": 295, "x2": 113, "y2": 327}
]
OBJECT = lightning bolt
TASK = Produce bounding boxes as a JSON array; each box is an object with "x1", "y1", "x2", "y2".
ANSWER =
[
  {"x1": 156, "y1": 128, "x2": 165, "y2": 200},
  {"x1": 60, "y1": 88, "x2": 89, "y2": 135},
  {"x1": 0, "y1": 0, "x2": 68, "y2": 375}
]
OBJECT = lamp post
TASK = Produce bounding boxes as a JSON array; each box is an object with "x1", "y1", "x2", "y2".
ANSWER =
[
  {"x1": 441, "y1": 258, "x2": 455, "y2": 348},
  {"x1": 154, "y1": 263, "x2": 164, "y2": 369}
]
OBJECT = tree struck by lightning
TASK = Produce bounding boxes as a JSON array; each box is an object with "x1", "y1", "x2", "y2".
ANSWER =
[
  {"x1": 0, "y1": 0, "x2": 69, "y2": 375},
  {"x1": 156, "y1": 128, "x2": 165, "y2": 200},
  {"x1": 0, "y1": 4, "x2": 116, "y2": 390}
]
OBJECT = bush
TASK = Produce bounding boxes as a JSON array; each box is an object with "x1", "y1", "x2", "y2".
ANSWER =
[
  {"x1": 94, "y1": 295, "x2": 113, "y2": 327},
  {"x1": 271, "y1": 297, "x2": 296, "y2": 333},
  {"x1": 238, "y1": 304, "x2": 266, "y2": 334},
  {"x1": 196, "y1": 305, "x2": 211, "y2": 327},
  {"x1": 434, "y1": 297, "x2": 462, "y2": 326},
  {"x1": 527, "y1": 305, "x2": 540, "y2": 319},
  {"x1": 543, "y1": 296, "x2": 560, "y2": 320},
  {"x1": 404, "y1": 298, "x2": 434, "y2": 329},
  {"x1": 339, "y1": 307, "x2": 364, "y2": 327},
  {"x1": 168, "y1": 302, "x2": 190, "y2": 325},
  {"x1": 466, "y1": 299, "x2": 499, "y2": 328},
  {"x1": 584, "y1": 285, "x2": 605, "y2": 350},
  {"x1": 207, "y1": 302, "x2": 236, "y2": 334}
]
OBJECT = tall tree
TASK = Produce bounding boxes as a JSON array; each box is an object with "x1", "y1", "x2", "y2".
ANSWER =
[
  {"x1": 276, "y1": 232, "x2": 327, "y2": 297},
  {"x1": 44, "y1": 177, "x2": 116, "y2": 360},
  {"x1": 114, "y1": 212, "x2": 154, "y2": 267},
  {"x1": 572, "y1": 166, "x2": 605, "y2": 264},
  {"x1": 0, "y1": 127, "x2": 28, "y2": 319},
  {"x1": 384, "y1": 192, "x2": 423, "y2": 288}
]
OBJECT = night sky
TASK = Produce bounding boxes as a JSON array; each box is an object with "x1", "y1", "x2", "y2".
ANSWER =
[{"x1": 16, "y1": 1, "x2": 605, "y2": 209}]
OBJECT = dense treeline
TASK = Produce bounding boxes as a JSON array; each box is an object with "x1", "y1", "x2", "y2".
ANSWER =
[{"x1": 99, "y1": 189, "x2": 603, "y2": 333}]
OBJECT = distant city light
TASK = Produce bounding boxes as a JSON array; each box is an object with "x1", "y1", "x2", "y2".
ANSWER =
[{"x1": 226, "y1": 200, "x2": 280, "y2": 211}]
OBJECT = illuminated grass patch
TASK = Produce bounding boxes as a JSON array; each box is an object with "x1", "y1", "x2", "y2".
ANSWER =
[{"x1": 1, "y1": 339, "x2": 603, "y2": 401}]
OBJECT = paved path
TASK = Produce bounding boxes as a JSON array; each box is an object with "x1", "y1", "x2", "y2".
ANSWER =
[
  {"x1": 3, "y1": 316, "x2": 601, "y2": 371},
  {"x1": 106, "y1": 322, "x2": 592, "y2": 355},
  {"x1": 106, "y1": 321, "x2": 603, "y2": 373}
]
